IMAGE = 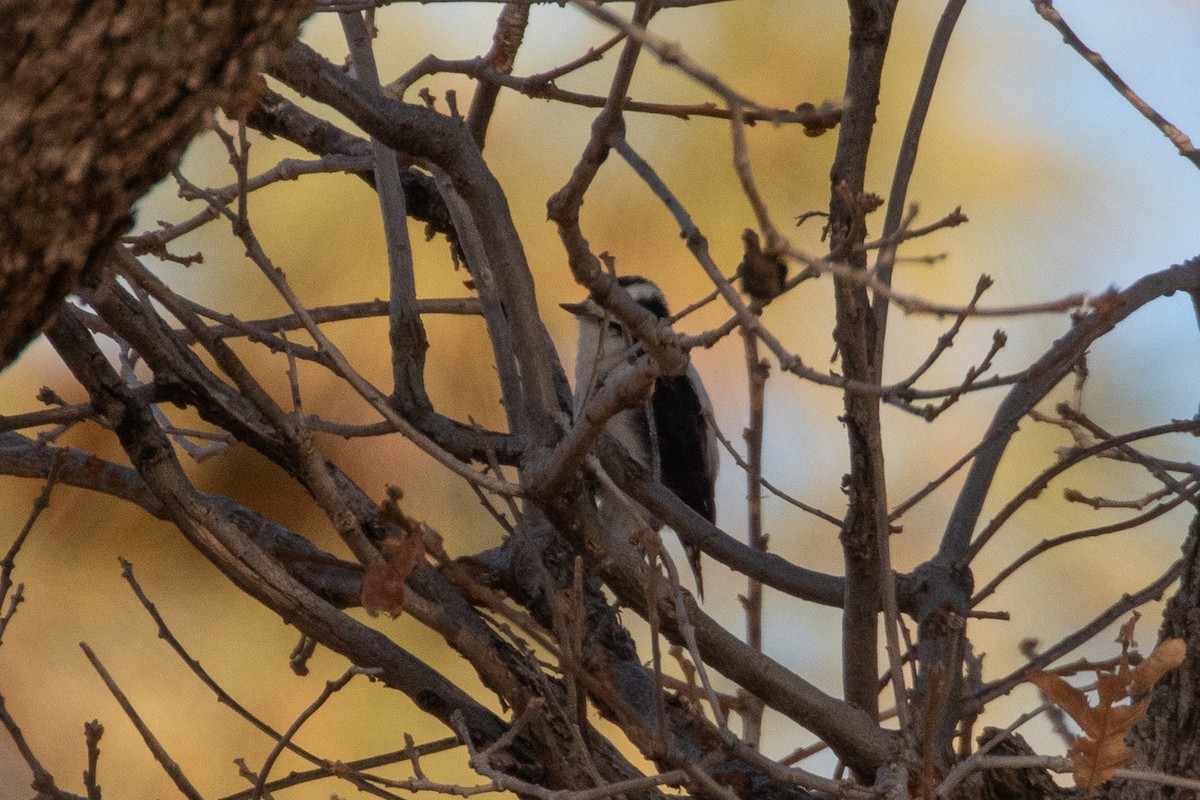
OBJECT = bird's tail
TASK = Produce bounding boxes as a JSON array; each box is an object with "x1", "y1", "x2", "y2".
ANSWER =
[{"x1": 683, "y1": 541, "x2": 704, "y2": 601}]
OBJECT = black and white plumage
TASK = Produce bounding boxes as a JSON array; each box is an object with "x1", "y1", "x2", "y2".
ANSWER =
[{"x1": 562, "y1": 275, "x2": 719, "y2": 595}]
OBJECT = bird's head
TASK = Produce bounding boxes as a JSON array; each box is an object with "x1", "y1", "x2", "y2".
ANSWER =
[{"x1": 560, "y1": 275, "x2": 670, "y2": 326}]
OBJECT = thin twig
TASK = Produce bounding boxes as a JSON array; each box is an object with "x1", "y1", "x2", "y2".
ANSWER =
[
  {"x1": 967, "y1": 417, "x2": 1200, "y2": 563},
  {"x1": 0, "y1": 694, "x2": 75, "y2": 798},
  {"x1": 972, "y1": 481, "x2": 1198, "y2": 606},
  {"x1": 79, "y1": 642, "x2": 205, "y2": 800},
  {"x1": 218, "y1": 738, "x2": 462, "y2": 800},
  {"x1": 891, "y1": 274, "x2": 994, "y2": 395},
  {"x1": 252, "y1": 665, "x2": 382, "y2": 800},
  {"x1": 739, "y1": 328, "x2": 766, "y2": 747},
  {"x1": 873, "y1": 0, "x2": 969, "y2": 363},
  {"x1": 889, "y1": 438, "x2": 986, "y2": 523},
  {"x1": 569, "y1": 0, "x2": 799, "y2": 123},
  {"x1": 124, "y1": 154, "x2": 374, "y2": 256},
  {"x1": 118, "y1": 558, "x2": 329, "y2": 766},
  {"x1": 0, "y1": 449, "x2": 65, "y2": 645},
  {"x1": 179, "y1": 297, "x2": 482, "y2": 344},
  {"x1": 1031, "y1": 0, "x2": 1200, "y2": 169},
  {"x1": 705, "y1": 410, "x2": 842, "y2": 526},
  {"x1": 1058, "y1": 406, "x2": 1197, "y2": 494},
  {"x1": 976, "y1": 560, "x2": 1183, "y2": 704},
  {"x1": 83, "y1": 720, "x2": 103, "y2": 800},
  {"x1": 388, "y1": 50, "x2": 839, "y2": 127}
]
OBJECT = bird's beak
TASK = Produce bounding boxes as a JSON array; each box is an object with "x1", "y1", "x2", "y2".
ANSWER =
[{"x1": 560, "y1": 301, "x2": 590, "y2": 316}]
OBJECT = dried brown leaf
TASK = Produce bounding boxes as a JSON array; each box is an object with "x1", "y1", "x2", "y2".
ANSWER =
[
  {"x1": 1129, "y1": 638, "x2": 1187, "y2": 696},
  {"x1": 1069, "y1": 733, "x2": 1136, "y2": 789},
  {"x1": 1027, "y1": 671, "x2": 1097, "y2": 732},
  {"x1": 360, "y1": 535, "x2": 426, "y2": 618},
  {"x1": 1094, "y1": 696, "x2": 1151, "y2": 740},
  {"x1": 1096, "y1": 671, "x2": 1127, "y2": 707},
  {"x1": 1025, "y1": 616, "x2": 1186, "y2": 791}
]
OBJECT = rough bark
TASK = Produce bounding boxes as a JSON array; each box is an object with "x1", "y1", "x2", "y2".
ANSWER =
[
  {"x1": 0, "y1": 1, "x2": 313, "y2": 368},
  {"x1": 971, "y1": 729, "x2": 1071, "y2": 800},
  {"x1": 828, "y1": 0, "x2": 897, "y2": 726},
  {"x1": 1108, "y1": 511, "x2": 1200, "y2": 800}
]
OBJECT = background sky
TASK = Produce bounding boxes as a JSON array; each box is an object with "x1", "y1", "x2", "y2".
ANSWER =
[{"x1": 2, "y1": 1, "x2": 1199, "y2": 796}]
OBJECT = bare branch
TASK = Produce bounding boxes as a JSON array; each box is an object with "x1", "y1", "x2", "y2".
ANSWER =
[
  {"x1": 941, "y1": 259, "x2": 1200, "y2": 569},
  {"x1": 976, "y1": 560, "x2": 1183, "y2": 705},
  {"x1": 974, "y1": 482, "x2": 1198, "y2": 607},
  {"x1": 0, "y1": 694, "x2": 82, "y2": 800},
  {"x1": 967, "y1": 417, "x2": 1200, "y2": 564},
  {"x1": 118, "y1": 558, "x2": 330, "y2": 767},
  {"x1": 872, "y1": 0, "x2": 969, "y2": 359},
  {"x1": 1032, "y1": 0, "x2": 1200, "y2": 169},
  {"x1": 79, "y1": 642, "x2": 205, "y2": 800},
  {"x1": 251, "y1": 665, "x2": 382, "y2": 799},
  {"x1": 0, "y1": 449, "x2": 64, "y2": 644},
  {"x1": 83, "y1": 720, "x2": 103, "y2": 800},
  {"x1": 339, "y1": 10, "x2": 429, "y2": 409},
  {"x1": 739, "y1": 330, "x2": 767, "y2": 747}
]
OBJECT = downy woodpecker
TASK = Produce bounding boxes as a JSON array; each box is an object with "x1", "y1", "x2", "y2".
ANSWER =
[{"x1": 562, "y1": 276, "x2": 719, "y2": 595}]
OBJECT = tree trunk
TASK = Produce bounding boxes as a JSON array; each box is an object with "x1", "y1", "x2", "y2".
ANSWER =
[
  {"x1": 1108, "y1": 511, "x2": 1200, "y2": 800},
  {"x1": 0, "y1": 1, "x2": 312, "y2": 368}
]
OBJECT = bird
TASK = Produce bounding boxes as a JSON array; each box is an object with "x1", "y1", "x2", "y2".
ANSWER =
[{"x1": 562, "y1": 275, "x2": 719, "y2": 596}]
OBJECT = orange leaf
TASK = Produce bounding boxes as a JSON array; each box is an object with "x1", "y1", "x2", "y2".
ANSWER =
[
  {"x1": 1027, "y1": 672, "x2": 1150, "y2": 739},
  {"x1": 1023, "y1": 619, "x2": 1184, "y2": 792},
  {"x1": 1091, "y1": 696, "x2": 1151, "y2": 741},
  {"x1": 360, "y1": 535, "x2": 425, "y2": 618},
  {"x1": 1129, "y1": 638, "x2": 1186, "y2": 696},
  {"x1": 1069, "y1": 735, "x2": 1135, "y2": 789},
  {"x1": 1027, "y1": 671, "x2": 1098, "y2": 732},
  {"x1": 1096, "y1": 671, "x2": 1127, "y2": 707}
]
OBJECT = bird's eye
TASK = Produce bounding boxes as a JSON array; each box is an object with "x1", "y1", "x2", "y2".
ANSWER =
[{"x1": 605, "y1": 320, "x2": 625, "y2": 334}]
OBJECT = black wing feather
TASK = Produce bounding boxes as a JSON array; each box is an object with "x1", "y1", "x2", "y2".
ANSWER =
[{"x1": 651, "y1": 374, "x2": 716, "y2": 522}]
